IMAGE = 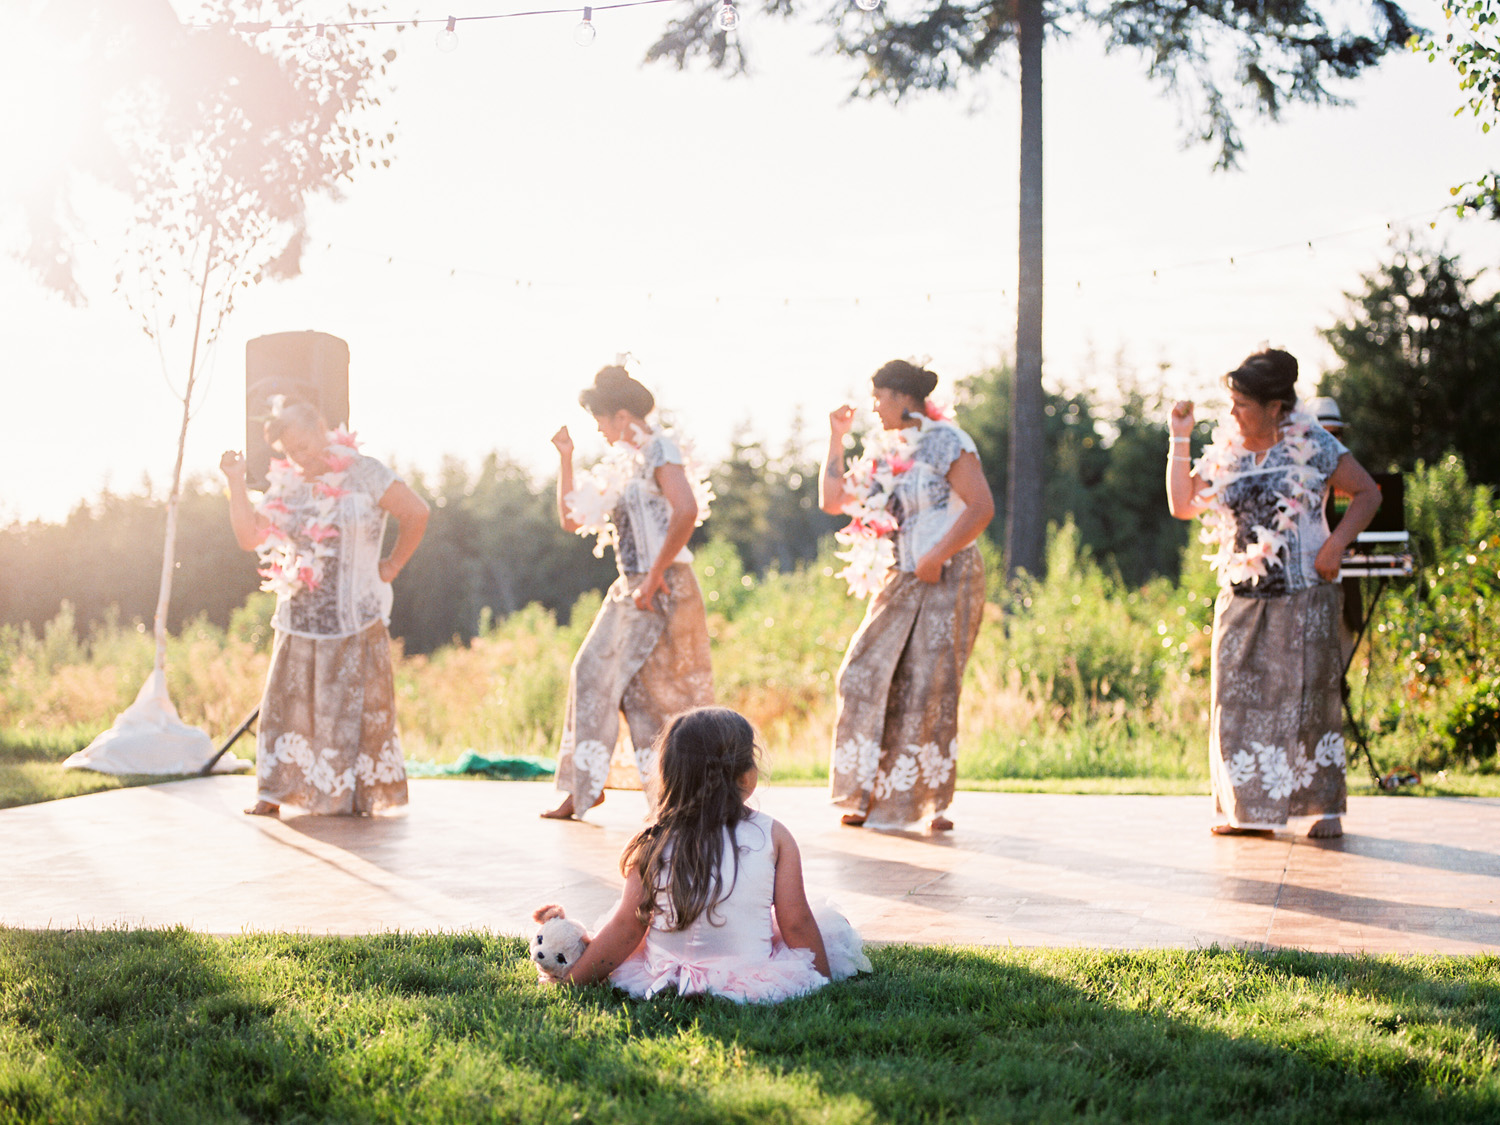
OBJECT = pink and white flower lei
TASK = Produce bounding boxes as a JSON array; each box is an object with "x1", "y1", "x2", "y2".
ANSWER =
[
  {"x1": 254, "y1": 426, "x2": 360, "y2": 598},
  {"x1": 1194, "y1": 410, "x2": 1324, "y2": 586},
  {"x1": 564, "y1": 424, "x2": 715, "y2": 559},
  {"x1": 834, "y1": 401, "x2": 955, "y2": 598}
]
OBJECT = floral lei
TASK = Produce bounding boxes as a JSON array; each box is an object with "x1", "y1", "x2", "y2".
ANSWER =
[
  {"x1": 834, "y1": 401, "x2": 955, "y2": 599},
  {"x1": 254, "y1": 427, "x2": 361, "y2": 598},
  {"x1": 564, "y1": 423, "x2": 715, "y2": 559},
  {"x1": 1194, "y1": 410, "x2": 1325, "y2": 586}
]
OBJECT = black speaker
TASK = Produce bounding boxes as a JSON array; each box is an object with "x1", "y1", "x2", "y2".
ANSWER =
[
  {"x1": 245, "y1": 331, "x2": 351, "y2": 489},
  {"x1": 1326, "y1": 472, "x2": 1406, "y2": 534}
]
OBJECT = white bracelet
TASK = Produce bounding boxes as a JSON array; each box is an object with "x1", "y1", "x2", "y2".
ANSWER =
[{"x1": 1169, "y1": 436, "x2": 1191, "y2": 443}]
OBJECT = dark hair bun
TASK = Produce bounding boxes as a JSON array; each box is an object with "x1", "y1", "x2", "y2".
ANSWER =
[
  {"x1": 871, "y1": 359, "x2": 939, "y2": 402},
  {"x1": 1225, "y1": 349, "x2": 1297, "y2": 407},
  {"x1": 579, "y1": 365, "x2": 655, "y2": 418}
]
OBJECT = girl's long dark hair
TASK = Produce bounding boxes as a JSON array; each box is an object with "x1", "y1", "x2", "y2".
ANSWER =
[{"x1": 620, "y1": 707, "x2": 759, "y2": 931}]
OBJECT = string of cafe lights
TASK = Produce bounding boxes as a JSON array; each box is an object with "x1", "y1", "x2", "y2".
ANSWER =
[
  {"x1": 1062, "y1": 208, "x2": 1455, "y2": 295},
  {"x1": 310, "y1": 206, "x2": 1455, "y2": 308},
  {"x1": 208, "y1": 0, "x2": 885, "y2": 55}
]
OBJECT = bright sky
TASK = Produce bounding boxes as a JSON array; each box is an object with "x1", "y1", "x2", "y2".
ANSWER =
[{"x1": 2, "y1": 1, "x2": 1497, "y2": 524}]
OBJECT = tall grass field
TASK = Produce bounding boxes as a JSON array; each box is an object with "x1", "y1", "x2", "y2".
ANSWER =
[{"x1": 2, "y1": 464, "x2": 1497, "y2": 810}]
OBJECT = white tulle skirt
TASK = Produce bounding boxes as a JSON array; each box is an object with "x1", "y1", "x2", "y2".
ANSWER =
[{"x1": 609, "y1": 905, "x2": 872, "y2": 1005}]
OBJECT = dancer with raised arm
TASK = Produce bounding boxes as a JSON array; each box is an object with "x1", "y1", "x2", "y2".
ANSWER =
[
  {"x1": 821, "y1": 360, "x2": 994, "y2": 832},
  {"x1": 221, "y1": 398, "x2": 428, "y2": 818},
  {"x1": 543, "y1": 366, "x2": 714, "y2": 820},
  {"x1": 1167, "y1": 349, "x2": 1381, "y2": 838}
]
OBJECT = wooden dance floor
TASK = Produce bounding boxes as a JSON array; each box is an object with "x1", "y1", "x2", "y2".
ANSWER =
[{"x1": 3, "y1": 778, "x2": 1498, "y2": 953}]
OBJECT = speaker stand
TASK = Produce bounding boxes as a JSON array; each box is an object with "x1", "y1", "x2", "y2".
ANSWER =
[
  {"x1": 201, "y1": 707, "x2": 260, "y2": 776},
  {"x1": 1341, "y1": 576, "x2": 1391, "y2": 790}
]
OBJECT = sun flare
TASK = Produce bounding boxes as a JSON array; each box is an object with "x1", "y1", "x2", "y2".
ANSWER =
[{"x1": 0, "y1": 8, "x2": 99, "y2": 200}]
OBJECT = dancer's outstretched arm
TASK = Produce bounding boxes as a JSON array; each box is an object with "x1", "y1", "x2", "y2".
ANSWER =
[
  {"x1": 1165, "y1": 401, "x2": 1206, "y2": 520},
  {"x1": 220, "y1": 450, "x2": 269, "y2": 551},
  {"x1": 552, "y1": 426, "x2": 582, "y2": 532},
  {"x1": 819, "y1": 405, "x2": 857, "y2": 514}
]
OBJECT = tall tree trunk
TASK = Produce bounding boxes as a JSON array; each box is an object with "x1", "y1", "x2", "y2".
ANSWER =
[
  {"x1": 151, "y1": 236, "x2": 215, "y2": 674},
  {"x1": 1007, "y1": 0, "x2": 1046, "y2": 579}
]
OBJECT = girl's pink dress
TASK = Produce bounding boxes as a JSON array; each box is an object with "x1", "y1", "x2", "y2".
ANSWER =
[{"x1": 609, "y1": 809, "x2": 871, "y2": 1004}]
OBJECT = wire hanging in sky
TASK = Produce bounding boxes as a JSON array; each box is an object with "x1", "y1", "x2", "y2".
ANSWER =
[
  {"x1": 307, "y1": 205, "x2": 1453, "y2": 309},
  {"x1": 202, "y1": 0, "x2": 878, "y2": 53}
]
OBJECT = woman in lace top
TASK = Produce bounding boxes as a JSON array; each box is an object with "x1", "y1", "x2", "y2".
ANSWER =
[
  {"x1": 1168, "y1": 349, "x2": 1380, "y2": 839},
  {"x1": 221, "y1": 399, "x2": 429, "y2": 818},
  {"x1": 543, "y1": 366, "x2": 714, "y2": 820},
  {"x1": 819, "y1": 360, "x2": 995, "y2": 831}
]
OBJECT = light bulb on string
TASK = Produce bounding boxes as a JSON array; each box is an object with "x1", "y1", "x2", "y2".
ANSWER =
[
  {"x1": 573, "y1": 7, "x2": 596, "y2": 45},
  {"x1": 306, "y1": 23, "x2": 332, "y2": 61},
  {"x1": 435, "y1": 16, "x2": 459, "y2": 52},
  {"x1": 713, "y1": 0, "x2": 740, "y2": 32},
  {"x1": 855, "y1": 0, "x2": 882, "y2": 10}
]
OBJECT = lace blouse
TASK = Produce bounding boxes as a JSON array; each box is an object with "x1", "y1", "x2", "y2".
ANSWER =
[{"x1": 265, "y1": 454, "x2": 397, "y2": 638}]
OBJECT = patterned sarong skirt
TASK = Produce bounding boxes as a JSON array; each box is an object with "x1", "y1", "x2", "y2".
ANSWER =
[
  {"x1": 1210, "y1": 583, "x2": 1347, "y2": 828},
  {"x1": 829, "y1": 545, "x2": 985, "y2": 827},
  {"x1": 553, "y1": 564, "x2": 714, "y2": 815},
  {"x1": 255, "y1": 620, "x2": 409, "y2": 814}
]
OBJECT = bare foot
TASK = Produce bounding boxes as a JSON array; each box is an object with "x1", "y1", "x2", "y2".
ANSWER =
[
  {"x1": 1307, "y1": 817, "x2": 1343, "y2": 839},
  {"x1": 928, "y1": 815, "x2": 954, "y2": 832},
  {"x1": 540, "y1": 793, "x2": 604, "y2": 820},
  {"x1": 840, "y1": 812, "x2": 867, "y2": 827},
  {"x1": 244, "y1": 801, "x2": 280, "y2": 818},
  {"x1": 1210, "y1": 823, "x2": 1272, "y2": 838}
]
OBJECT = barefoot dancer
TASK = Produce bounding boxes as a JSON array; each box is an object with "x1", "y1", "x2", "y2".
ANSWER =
[
  {"x1": 543, "y1": 366, "x2": 714, "y2": 820},
  {"x1": 1167, "y1": 350, "x2": 1380, "y2": 839},
  {"x1": 222, "y1": 398, "x2": 428, "y2": 818},
  {"x1": 820, "y1": 361, "x2": 994, "y2": 832}
]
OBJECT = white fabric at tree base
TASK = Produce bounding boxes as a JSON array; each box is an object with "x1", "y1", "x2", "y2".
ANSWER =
[{"x1": 62, "y1": 670, "x2": 250, "y2": 776}]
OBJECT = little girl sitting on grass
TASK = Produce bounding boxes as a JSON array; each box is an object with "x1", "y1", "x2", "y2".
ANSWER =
[{"x1": 554, "y1": 706, "x2": 869, "y2": 1003}]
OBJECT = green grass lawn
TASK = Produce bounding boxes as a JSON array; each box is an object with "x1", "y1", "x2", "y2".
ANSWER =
[
  {"x1": 1, "y1": 930, "x2": 1497, "y2": 1124},
  {"x1": 0, "y1": 727, "x2": 190, "y2": 810}
]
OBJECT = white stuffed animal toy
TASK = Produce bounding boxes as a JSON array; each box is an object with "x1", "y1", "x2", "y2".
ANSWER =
[{"x1": 531, "y1": 904, "x2": 591, "y2": 981}]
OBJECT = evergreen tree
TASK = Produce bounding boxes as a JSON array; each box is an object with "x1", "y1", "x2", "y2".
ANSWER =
[
  {"x1": 955, "y1": 364, "x2": 1189, "y2": 582},
  {"x1": 646, "y1": 0, "x2": 1417, "y2": 578},
  {"x1": 1319, "y1": 239, "x2": 1500, "y2": 486}
]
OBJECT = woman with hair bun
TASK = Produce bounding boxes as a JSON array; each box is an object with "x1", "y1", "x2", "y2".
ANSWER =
[
  {"x1": 543, "y1": 365, "x2": 715, "y2": 820},
  {"x1": 820, "y1": 360, "x2": 995, "y2": 831},
  {"x1": 1168, "y1": 348, "x2": 1381, "y2": 838},
  {"x1": 220, "y1": 398, "x2": 429, "y2": 818}
]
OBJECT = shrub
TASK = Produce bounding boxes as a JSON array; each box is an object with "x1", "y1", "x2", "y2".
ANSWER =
[{"x1": 1442, "y1": 682, "x2": 1500, "y2": 766}]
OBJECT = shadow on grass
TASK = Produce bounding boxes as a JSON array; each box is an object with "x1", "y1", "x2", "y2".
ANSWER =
[
  {"x1": 3, "y1": 932, "x2": 1499, "y2": 1123},
  {"x1": 632, "y1": 944, "x2": 1500, "y2": 1124},
  {"x1": 0, "y1": 927, "x2": 350, "y2": 1122}
]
